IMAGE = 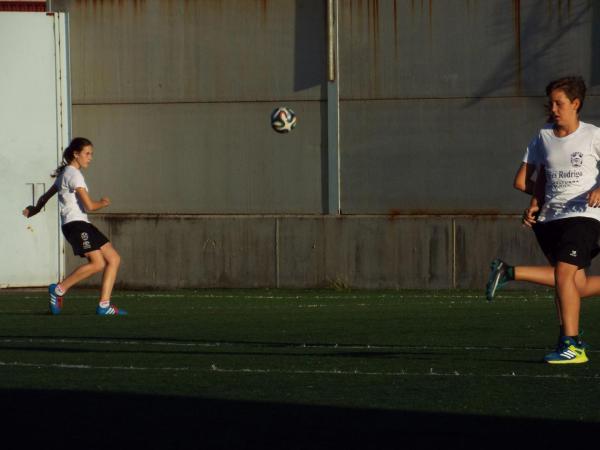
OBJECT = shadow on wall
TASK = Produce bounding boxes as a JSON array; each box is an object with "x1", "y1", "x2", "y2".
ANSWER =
[
  {"x1": 590, "y1": 2, "x2": 600, "y2": 88},
  {"x1": 293, "y1": 0, "x2": 326, "y2": 92},
  {"x1": 294, "y1": 0, "x2": 329, "y2": 213},
  {"x1": 466, "y1": 1, "x2": 592, "y2": 106}
]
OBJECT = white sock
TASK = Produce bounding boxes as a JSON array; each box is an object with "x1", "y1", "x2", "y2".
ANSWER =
[
  {"x1": 55, "y1": 284, "x2": 65, "y2": 296},
  {"x1": 99, "y1": 300, "x2": 110, "y2": 308}
]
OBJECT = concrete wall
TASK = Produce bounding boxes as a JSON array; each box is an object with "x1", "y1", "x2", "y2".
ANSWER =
[
  {"x1": 52, "y1": 0, "x2": 600, "y2": 289},
  {"x1": 69, "y1": 213, "x2": 568, "y2": 290}
]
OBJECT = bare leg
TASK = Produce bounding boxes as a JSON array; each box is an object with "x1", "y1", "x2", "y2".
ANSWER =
[
  {"x1": 516, "y1": 266, "x2": 600, "y2": 298},
  {"x1": 553, "y1": 295, "x2": 563, "y2": 329},
  {"x1": 60, "y1": 250, "x2": 106, "y2": 292},
  {"x1": 98, "y1": 243, "x2": 121, "y2": 302},
  {"x1": 555, "y1": 262, "x2": 581, "y2": 337},
  {"x1": 514, "y1": 266, "x2": 555, "y2": 287}
]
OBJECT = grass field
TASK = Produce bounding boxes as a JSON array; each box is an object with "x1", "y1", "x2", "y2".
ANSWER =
[{"x1": 1, "y1": 288, "x2": 600, "y2": 448}]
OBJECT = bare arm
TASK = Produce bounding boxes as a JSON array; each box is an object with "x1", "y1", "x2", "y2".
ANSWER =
[
  {"x1": 523, "y1": 165, "x2": 546, "y2": 228},
  {"x1": 532, "y1": 165, "x2": 546, "y2": 207},
  {"x1": 586, "y1": 181, "x2": 600, "y2": 208},
  {"x1": 513, "y1": 162, "x2": 537, "y2": 194},
  {"x1": 75, "y1": 187, "x2": 110, "y2": 212},
  {"x1": 23, "y1": 184, "x2": 58, "y2": 218}
]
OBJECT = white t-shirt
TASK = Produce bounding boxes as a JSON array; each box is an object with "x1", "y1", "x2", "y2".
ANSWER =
[
  {"x1": 530, "y1": 121, "x2": 600, "y2": 223},
  {"x1": 53, "y1": 165, "x2": 89, "y2": 225},
  {"x1": 522, "y1": 126, "x2": 550, "y2": 165}
]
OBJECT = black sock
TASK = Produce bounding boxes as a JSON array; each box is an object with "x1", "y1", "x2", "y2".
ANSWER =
[{"x1": 506, "y1": 266, "x2": 515, "y2": 280}]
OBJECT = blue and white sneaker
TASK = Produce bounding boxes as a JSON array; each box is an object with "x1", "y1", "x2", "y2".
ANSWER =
[
  {"x1": 48, "y1": 284, "x2": 63, "y2": 315},
  {"x1": 544, "y1": 337, "x2": 588, "y2": 364},
  {"x1": 485, "y1": 258, "x2": 510, "y2": 301},
  {"x1": 96, "y1": 304, "x2": 127, "y2": 316}
]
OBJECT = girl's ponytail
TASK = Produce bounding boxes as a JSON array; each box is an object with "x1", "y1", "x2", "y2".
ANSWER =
[{"x1": 51, "y1": 137, "x2": 93, "y2": 178}]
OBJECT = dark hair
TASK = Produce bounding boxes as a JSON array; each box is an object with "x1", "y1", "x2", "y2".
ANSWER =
[
  {"x1": 545, "y1": 76, "x2": 587, "y2": 113},
  {"x1": 52, "y1": 137, "x2": 93, "y2": 177}
]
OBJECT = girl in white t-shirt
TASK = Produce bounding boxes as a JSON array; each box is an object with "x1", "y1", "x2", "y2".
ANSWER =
[
  {"x1": 23, "y1": 137, "x2": 127, "y2": 316},
  {"x1": 488, "y1": 76, "x2": 600, "y2": 364},
  {"x1": 489, "y1": 129, "x2": 600, "y2": 298}
]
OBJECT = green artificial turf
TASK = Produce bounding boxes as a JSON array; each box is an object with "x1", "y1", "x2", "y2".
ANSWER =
[{"x1": 1, "y1": 288, "x2": 599, "y2": 448}]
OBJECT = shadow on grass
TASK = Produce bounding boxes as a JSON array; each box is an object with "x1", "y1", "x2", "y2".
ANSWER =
[{"x1": 2, "y1": 388, "x2": 598, "y2": 449}]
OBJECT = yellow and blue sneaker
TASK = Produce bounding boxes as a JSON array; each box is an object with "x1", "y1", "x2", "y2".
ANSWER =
[
  {"x1": 48, "y1": 284, "x2": 63, "y2": 315},
  {"x1": 96, "y1": 304, "x2": 128, "y2": 316},
  {"x1": 544, "y1": 337, "x2": 588, "y2": 364},
  {"x1": 485, "y1": 258, "x2": 510, "y2": 301}
]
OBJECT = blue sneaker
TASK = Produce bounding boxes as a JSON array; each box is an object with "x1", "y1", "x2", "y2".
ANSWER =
[
  {"x1": 544, "y1": 337, "x2": 588, "y2": 364},
  {"x1": 48, "y1": 284, "x2": 63, "y2": 315},
  {"x1": 96, "y1": 304, "x2": 127, "y2": 316},
  {"x1": 554, "y1": 330, "x2": 588, "y2": 350},
  {"x1": 485, "y1": 259, "x2": 510, "y2": 301}
]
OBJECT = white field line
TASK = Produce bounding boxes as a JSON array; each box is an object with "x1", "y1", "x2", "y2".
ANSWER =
[
  {"x1": 1, "y1": 337, "x2": 599, "y2": 354},
  {"x1": 20, "y1": 293, "x2": 554, "y2": 301},
  {"x1": 1, "y1": 360, "x2": 598, "y2": 380},
  {"x1": 0, "y1": 360, "x2": 188, "y2": 371},
  {"x1": 208, "y1": 365, "x2": 600, "y2": 380}
]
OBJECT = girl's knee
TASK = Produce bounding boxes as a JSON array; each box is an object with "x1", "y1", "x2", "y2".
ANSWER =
[
  {"x1": 90, "y1": 259, "x2": 106, "y2": 273},
  {"x1": 105, "y1": 251, "x2": 121, "y2": 268},
  {"x1": 555, "y1": 263, "x2": 578, "y2": 284}
]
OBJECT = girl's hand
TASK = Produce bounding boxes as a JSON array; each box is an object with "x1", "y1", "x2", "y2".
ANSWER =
[
  {"x1": 100, "y1": 197, "x2": 111, "y2": 207},
  {"x1": 522, "y1": 205, "x2": 539, "y2": 228},
  {"x1": 587, "y1": 188, "x2": 600, "y2": 207},
  {"x1": 22, "y1": 206, "x2": 38, "y2": 218}
]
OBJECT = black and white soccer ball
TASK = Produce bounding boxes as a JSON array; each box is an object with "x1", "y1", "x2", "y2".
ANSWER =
[{"x1": 271, "y1": 107, "x2": 297, "y2": 133}]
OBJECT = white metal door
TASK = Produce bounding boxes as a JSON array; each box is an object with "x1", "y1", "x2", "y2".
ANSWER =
[{"x1": 0, "y1": 12, "x2": 69, "y2": 287}]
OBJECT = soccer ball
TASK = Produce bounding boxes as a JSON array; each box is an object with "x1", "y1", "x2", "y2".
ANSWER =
[{"x1": 271, "y1": 107, "x2": 297, "y2": 133}]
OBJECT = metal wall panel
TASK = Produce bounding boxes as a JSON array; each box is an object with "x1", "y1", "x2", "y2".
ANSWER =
[
  {"x1": 0, "y1": 12, "x2": 67, "y2": 287},
  {"x1": 54, "y1": 0, "x2": 326, "y2": 103},
  {"x1": 73, "y1": 101, "x2": 326, "y2": 213},
  {"x1": 52, "y1": 0, "x2": 600, "y2": 288},
  {"x1": 339, "y1": 0, "x2": 600, "y2": 214},
  {"x1": 341, "y1": 96, "x2": 600, "y2": 214},
  {"x1": 340, "y1": 0, "x2": 600, "y2": 99},
  {"x1": 277, "y1": 216, "x2": 453, "y2": 288}
]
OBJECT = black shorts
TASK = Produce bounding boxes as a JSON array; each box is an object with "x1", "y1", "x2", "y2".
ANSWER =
[
  {"x1": 62, "y1": 221, "x2": 109, "y2": 257},
  {"x1": 533, "y1": 217, "x2": 600, "y2": 268}
]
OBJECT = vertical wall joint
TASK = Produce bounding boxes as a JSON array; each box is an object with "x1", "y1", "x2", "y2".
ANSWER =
[{"x1": 327, "y1": 0, "x2": 340, "y2": 215}]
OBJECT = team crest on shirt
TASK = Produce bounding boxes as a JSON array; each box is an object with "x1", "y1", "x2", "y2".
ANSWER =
[{"x1": 571, "y1": 152, "x2": 583, "y2": 167}]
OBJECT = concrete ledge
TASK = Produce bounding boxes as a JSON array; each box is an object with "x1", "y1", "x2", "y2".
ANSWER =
[{"x1": 66, "y1": 214, "x2": 600, "y2": 290}]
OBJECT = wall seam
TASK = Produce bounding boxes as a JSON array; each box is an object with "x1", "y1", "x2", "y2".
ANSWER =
[
  {"x1": 452, "y1": 218, "x2": 457, "y2": 289},
  {"x1": 275, "y1": 217, "x2": 280, "y2": 288}
]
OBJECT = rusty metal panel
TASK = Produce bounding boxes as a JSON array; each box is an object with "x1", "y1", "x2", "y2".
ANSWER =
[
  {"x1": 72, "y1": 101, "x2": 325, "y2": 213},
  {"x1": 340, "y1": 0, "x2": 600, "y2": 99},
  {"x1": 340, "y1": 96, "x2": 600, "y2": 214},
  {"x1": 53, "y1": 0, "x2": 326, "y2": 103}
]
